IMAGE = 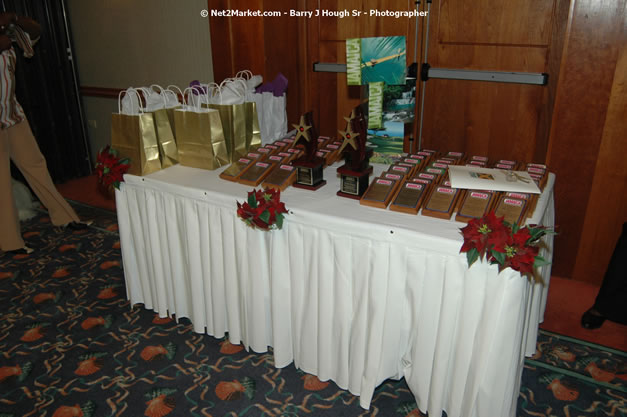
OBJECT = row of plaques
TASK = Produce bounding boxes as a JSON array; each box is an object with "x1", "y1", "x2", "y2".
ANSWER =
[{"x1": 359, "y1": 150, "x2": 548, "y2": 225}]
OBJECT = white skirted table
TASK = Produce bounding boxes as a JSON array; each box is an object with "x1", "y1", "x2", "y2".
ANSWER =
[{"x1": 115, "y1": 163, "x2": 555, "y2": 417}]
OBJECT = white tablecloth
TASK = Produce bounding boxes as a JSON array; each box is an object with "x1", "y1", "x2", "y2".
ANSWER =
[{"x1": 116, "y1": 163, "x2": 555, "y2": 417}]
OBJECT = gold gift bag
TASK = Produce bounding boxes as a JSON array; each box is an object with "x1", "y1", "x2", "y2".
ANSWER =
[
  {"x1": 174, "y1": 99, "x2": 228, "y2": 170},
  {"x1": 203, "y1": 79, "x2": 262, "y2": 161},
  {"x1": 111, "y1": 90, "x2": 161, "y2": 176},
  {"x1": 152, "y1": 108, "x2": 178, "y2": 168},
  {"x1": 141, "y1": 86, "x2": 181, "y2": 169},
  {"x1": 205, "y1": 103, "x2": 245, "y2": 163},
  {"x1": 245, "y1": 101, "x2": 262, "y2": 150}
]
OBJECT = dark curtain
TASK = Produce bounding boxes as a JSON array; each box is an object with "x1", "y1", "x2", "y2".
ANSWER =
[{"x1": 3, "y1": 0, "x2": 90, "y2": 183}]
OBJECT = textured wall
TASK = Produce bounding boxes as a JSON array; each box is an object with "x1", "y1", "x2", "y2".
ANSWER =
[{"x1": 67, "y1": 0, "x2": 214, "y2": 88}]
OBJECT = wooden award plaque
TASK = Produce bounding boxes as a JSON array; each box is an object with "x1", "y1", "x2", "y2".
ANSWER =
[
  {"x1": 238, "y1": 161, "x2": 277, "y2": 186},
  {"x1": 436, "y1": 157, "x2": 455, "y2": 164},
  {"x1": 421, "y1": 168, "x2": 445, "y2": 183},
  {"x1": 446, "y1": 151, "x2": 465, "y2": 160},
  {"x1": 397, "y1": 162, "x2": 416, "y2": 173},
  {"x1": 323, "y1": 143, "x2": 341, "y2": 164},
  {"x1": 267, "y1": 154, "x2": 289, "y2": 165},
  {"x1": 409, "y1": 177, "x2": 434, "y2": 201},
  {"x1": 410, "y1": 154, "x2": 430, "y2": 167},
  {"x1": 401, "y1": 157, "x2": 422, "y2": 173},
  {"x1": 272, "y1": 141, "x2": 289, "y2": 151},
  {"x1": 388, "y1": 164, "x2": 412, "y2": 178},
  {"x1": 426, "y1": 166, "x2": 447, "y2": 175},
  {"x1": 417, "y1": 149, "x2": 438, "y2": 157},
  {"x1": 381, "y1": 172, "x2": 404, "y2": 196},
  {"x1": 277, "y1": 151, "x2": 295, "y2": 163},
  {"x1": 421, "y1": 185, "x2": 461, "y2": 220},
  {"x1": 281, "y1": 137, "x2": 295, "y2": 147},
  {"x1": 246, "y1": 151, "x2": 264, "y2": 161},
  {"x1": 415, "y1": 172, "x2": 438, "y2": 185},
  {"x1": 493, "y1": 159, "x2": 519, "y2": 170},
  {"x1": 494, "y1": 163, "x2": 515, "y2": 170},
  {"x1": 265, "y1": 144, "x2": 280, "y2": 154},
  {"x1": 467, "y1": 160, "x2": 487, "y2": 168},
  {"x1": 262, "y1": 164, "x2": 297, "y2": 191},
  {"x1": 455, "y1": 190, "x2": 498, "y2": 223},
  {"x1": 316, "y1": 149, "x2": 333, "y2": 167},
  {"x1": 287, "y1": 148, "x2": 303, "y2": 159},
  {"x1": 494, "y1": 196, "x2": 528, "y2": 226},
  {"x1": 410, "y1": 174, "x2": 432, "y2": 183},
  {"x1": 255, "y1": 147, "x2": 273, "y2": 159},
  {"x1": 389, "y1": 181, "x2": 427, "y2": 214},
  {"x1": 360, "y1": 177, "x2": 398, "y2": 209},
  {"x1": 469, "y1": 155, "x2": 489, "y2": 164},
  {"x1": 219, "y1": 157, "x2": 255, "y2": 182},
  {"x1": 504, "y1": 191, "x2": 538, "y2": 217},
  {"x1": 317, "y1": 136, "x2": 331, "y2": 149},
  {"x1": 527, "y1": 164, "x2": 548, "y2": 190}
]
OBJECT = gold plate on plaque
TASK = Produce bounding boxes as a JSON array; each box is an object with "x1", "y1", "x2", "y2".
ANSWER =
[
  {"x1": 421, "y1": 186, "x2": 460, "y2": 219},
  {"x1": 262, "y1": 164, "x2": 297, "y2": 191},
  {"x1": 360, "y1": 177, "x2": 397, "y2": 208},
  {"x1": 219, "y1": 158, "x2": 254, "y2": 182},
  {"x1": 494, "y1": 196, "x2": 528, "y2": 226},
  {"x1": 238, "y1": 161, "x2": 276, "y2": 186},
  {"x1": 390, "y1": 182, "x2": 426, "y2": 214},
  {"x1": 455, "y1": 191, "x2": 497, "y2": 223}
]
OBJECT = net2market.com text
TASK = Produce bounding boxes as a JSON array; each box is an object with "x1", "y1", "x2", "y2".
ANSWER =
[{"x1": 206, "y1": 9, "x2": 428, "y2": 19}]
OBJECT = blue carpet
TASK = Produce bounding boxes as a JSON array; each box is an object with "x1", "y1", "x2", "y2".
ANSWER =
[{"x1": 0, "y1": 206, "x2": 625, "y2": 417}]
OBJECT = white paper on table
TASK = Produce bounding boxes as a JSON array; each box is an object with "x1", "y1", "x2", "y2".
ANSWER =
[{"x1": 448, "y1": 165, "x2": 541, "y2": 194}]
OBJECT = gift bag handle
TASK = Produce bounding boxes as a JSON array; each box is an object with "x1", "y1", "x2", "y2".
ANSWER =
[
  {"x1": 166, "y1": 85, "x2": 184, "y2": 104},
  {"x1": 204, "y1": 82, "x2": 222, "y2": 104},
  {"x1": 218, "y1": 78, "x2": 247, "y2": 103},
  {"x1": 138, "y1": 86, "x2": 167, "y2": 108},
  {"x1": 235, "y1": 70, "x2": 253, "y2": 80},
  {"x1": 183, "y1": 86, "x2": 208, "y2": 110},
  {"x1": 118, "y1": 88, "x2": 144, "y2": 114},
  {"x1": 219, "y1": 78, "x2": 247, "y2": 93}
]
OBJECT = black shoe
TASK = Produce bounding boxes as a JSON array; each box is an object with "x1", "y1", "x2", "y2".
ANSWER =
[
  {"x1": 581, "y1": 308, "x2": 606, "y2": 330},
  {"x1": 6, "y1": 246, "x2": 34, "y2": 255},
  {"x1": 64, "y1": 220, "x2": 93, "y2": 230}
]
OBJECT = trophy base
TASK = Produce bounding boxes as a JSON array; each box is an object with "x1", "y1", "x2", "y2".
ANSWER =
[
  {"x1": 336, "y1": 164, "x2": 373, "y2": 199},
  {"x1": 292, "y1": 157, "x2": 326, "y2": 190},
  {"x1": 293, "y1": 180, "x2": 327, "y2": 191}
]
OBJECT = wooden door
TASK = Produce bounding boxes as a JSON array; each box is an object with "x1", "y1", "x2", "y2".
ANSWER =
[
  {"x1": 305, "y1": 0, "x2": 565, "y2": 162},
  {"x1": 418, "y1": 0, "x2": 560, "y2": 162}
]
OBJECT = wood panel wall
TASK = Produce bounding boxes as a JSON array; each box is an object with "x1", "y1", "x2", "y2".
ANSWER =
[{"x1": 546, "y1": 0, "x2": 627, "y2": 282}]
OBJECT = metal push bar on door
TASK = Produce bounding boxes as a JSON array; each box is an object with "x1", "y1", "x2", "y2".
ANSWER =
[{"x1": 312, "y1": 62, "x2": 548, "y2": 86}]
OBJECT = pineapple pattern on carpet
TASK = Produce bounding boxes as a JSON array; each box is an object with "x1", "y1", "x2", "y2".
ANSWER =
[{"x1": 1, "y1": 207, "x2": 625, "y2": 417}]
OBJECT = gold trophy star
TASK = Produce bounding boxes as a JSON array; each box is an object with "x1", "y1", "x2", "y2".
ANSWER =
[
  {"x1": 338, "y1": 128, "x2": 359, "y2": 153},
  {"x1": 343, "y1": 108, "x2": 357, "y2": 126},
  {"x1": 293, "y1": 115, "x2": 312, "y2": 142}
]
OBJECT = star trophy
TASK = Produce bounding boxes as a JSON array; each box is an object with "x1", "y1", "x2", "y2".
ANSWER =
[
  {"x1": 336, "y1": 107, "x2": 373, "y2": 199},
  {"x1": 291, "y1": 111, "x2": 327, "y2": 190}
]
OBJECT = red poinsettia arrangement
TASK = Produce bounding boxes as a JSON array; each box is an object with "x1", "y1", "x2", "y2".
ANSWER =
[
  {"x1": 237, "y1": 188, "x2": 289, "y2": 230},
  {"x1": 95, "y1": 145, "x2": 130, "y2": 190},
  {"x1": 460, "y1": 212, "x2": 552, "y2": 278}
]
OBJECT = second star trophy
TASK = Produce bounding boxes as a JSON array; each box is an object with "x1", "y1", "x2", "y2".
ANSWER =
[
  {"x1": 291, "y1": 111, "x2": 327, "y2": 190},
  {"x1": 336, "y1": 107, "x2": 373, "y2": 199}
]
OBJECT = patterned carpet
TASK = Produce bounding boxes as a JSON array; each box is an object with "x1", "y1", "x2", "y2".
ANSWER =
[{"x1": 0, "y1": 203, "x2": 625, "y2": 417}]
